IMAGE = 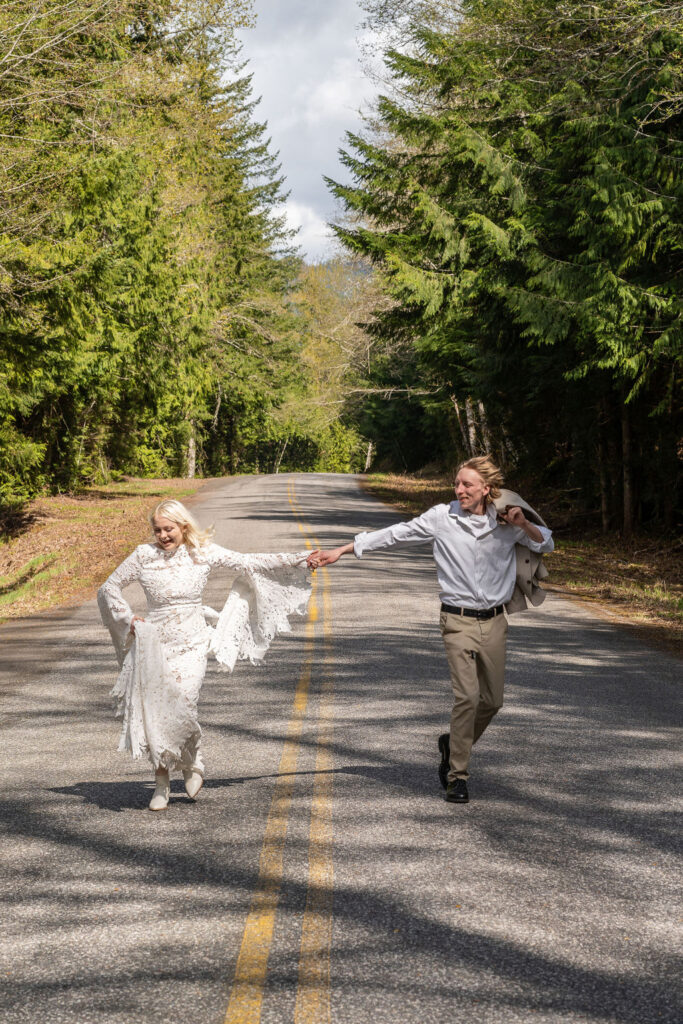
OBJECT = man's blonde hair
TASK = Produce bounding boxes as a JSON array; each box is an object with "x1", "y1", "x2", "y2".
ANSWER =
[
  {"x1": 150, "y1": 499, "x2": 214, "y2": 550},
  {"x1": 456, "y1": 455, "x2": 504, "y2": 504}
]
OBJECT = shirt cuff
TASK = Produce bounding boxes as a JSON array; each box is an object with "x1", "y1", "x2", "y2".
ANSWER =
[
  {"x1": 525, "y1": 525, "x2": 554, "y2": 553},
  {"x1": 353, "y1": 533, "x2": 367, "y2": 558}
]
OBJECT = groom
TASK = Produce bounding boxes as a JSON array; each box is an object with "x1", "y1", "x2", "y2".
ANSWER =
[{"x1": 312, "y1": 455, "x2": 554, "y2": 804}]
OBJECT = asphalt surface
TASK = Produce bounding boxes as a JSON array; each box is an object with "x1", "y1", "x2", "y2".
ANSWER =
[{"x1": 0, "y1": 473, "x2": 680, "y2": 1024}]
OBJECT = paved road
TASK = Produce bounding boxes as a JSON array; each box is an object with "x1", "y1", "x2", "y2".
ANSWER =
[{"x1": 0, "y1": 474, "x2": 680, "y2": 1024}]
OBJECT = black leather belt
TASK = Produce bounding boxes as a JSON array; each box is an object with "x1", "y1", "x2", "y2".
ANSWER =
[{"x1": 441, "y1": 603, "x2": 504, "y2": 620}]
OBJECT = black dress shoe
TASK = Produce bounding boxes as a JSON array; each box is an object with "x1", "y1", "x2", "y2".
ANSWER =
[
  {"x1": 438, "y1": 733, "x2": 450, "y2": 791},
  {"x1": 445, "y1": 778, "x2": 469, "y2": 803}
]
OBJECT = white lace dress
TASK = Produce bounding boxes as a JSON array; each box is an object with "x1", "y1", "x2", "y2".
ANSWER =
[{"x1": 97, "y1": 541, "x2": 311, "y2": 772}]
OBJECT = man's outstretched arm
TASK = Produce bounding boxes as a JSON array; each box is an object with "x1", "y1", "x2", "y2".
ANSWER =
[{"x1": 311, "y1": 508, "x2": 439, "y2": 568}]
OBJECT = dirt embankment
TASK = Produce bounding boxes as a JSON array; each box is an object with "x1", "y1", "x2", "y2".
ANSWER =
[{"x1": 0, "y1": 479, "x2": 205, "y2": 621}]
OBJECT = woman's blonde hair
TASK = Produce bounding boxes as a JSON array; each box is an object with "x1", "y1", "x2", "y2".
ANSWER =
[
  {"x1": 456, "y1": 455, "x2": 504, "y2": 504},
  {"x1": 150, "y1": 499, "x2": 214, "y2": 550}
]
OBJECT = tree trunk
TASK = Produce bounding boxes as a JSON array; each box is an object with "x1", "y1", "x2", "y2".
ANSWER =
[
  {"x1": 394, "y1": 439, "x2": 408, "y2": 470},
  {"x1": 598, "y1": 398, "x2": 611, "y2": 533},
  {"x1": 477, "y1": 400, "x2": 492, "y2": 454},
  {"x1": 274, "y1": 438, "x2": 288, "y2": 474},
  {"x1": 364, "y1": 441, "x2": 374, "y2": 472},
  {"x1": 621, "y1": 400, "x2": 633, "y2": 537},
  {"x1": 450, "y1": 395, "x2": 470, "y2": 456},
  {"x1": 465, "y1": 397, "x2": 477, "y2": 454},
  {"x1": 186, "y1": 433, "x2": 196, "y2": 479},
  {"x1": 211, "y1": 384, "x2": 222, "y2": 431},
  {"x1": 660, "y1": 370, "x2": 676, "y2": 530},
  {"x1": 500, "y1": 426, "x2": 517, "y2": 465},
  {"x1": 597, "y1": 438, "x2": 610, "y2": 534}
]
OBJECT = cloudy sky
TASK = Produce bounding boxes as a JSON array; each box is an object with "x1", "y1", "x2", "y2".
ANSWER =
[{"x1": 238, "y1": 1, "x2": 379, "y2": 261}]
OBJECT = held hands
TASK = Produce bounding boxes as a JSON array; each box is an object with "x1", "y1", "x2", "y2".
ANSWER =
[
  {"x1": 315, "y1": 545, "x2": 352, "y2": 566},
  {"x1": 305, "y1": 544, "x2": 352, "y2": 570}
]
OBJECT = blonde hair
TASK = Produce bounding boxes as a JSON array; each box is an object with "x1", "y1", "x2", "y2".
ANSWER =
[
  {"x1": 150, "y1": 499, "x2": 214, "y2": 550},
  {"x1": 456, "y1": 455, "x2": 504, "y2": 504}
]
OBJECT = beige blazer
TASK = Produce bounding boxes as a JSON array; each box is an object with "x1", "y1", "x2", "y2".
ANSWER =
[{"x1": 493, "y1": 489, "x2": 550, "y2": 615}]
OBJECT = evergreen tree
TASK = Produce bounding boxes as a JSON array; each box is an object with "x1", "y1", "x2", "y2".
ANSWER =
[
  {"x1": 0, "y1": 1, "x2": 366, "y2": 509},
  {"x1": 329, "y1": 0, "x2": 682, "y2": 530}
]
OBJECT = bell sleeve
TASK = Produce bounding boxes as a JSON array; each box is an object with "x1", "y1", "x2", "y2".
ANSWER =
[
  {"x1": 97, "y1": 547, "x2": 143, "y2": 668},
  {"x1": 202, "y1": 544, "x2": 312, "y2": 671}
]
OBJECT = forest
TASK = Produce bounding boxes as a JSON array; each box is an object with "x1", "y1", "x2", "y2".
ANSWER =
[
  {"x1": 1, "y1": 0, "x2": 681, "y2": 535},
  {"x1": 0, "y1": 0, "x2": 369, "y2": 513}
]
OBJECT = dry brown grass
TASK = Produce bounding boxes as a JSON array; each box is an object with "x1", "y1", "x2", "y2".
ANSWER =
[
  {"x1": 0, "y1": 478, "x2": 205, "y2": 621},
  {"x1": 360, "y1": 472, "x2": 683, "y2": 655}
]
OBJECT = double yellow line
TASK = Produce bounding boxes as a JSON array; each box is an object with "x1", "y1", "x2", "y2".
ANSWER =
[{"x1": 224, "y1": 478, "x2": 334, "y2": 1024}]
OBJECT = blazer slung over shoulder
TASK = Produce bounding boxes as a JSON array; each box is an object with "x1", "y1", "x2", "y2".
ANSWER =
[{"x1": 493, "y1": 489, "x2": 551, "y2": 615}]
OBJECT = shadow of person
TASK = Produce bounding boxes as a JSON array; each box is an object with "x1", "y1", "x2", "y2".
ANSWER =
[
  {"x1": 50, "y1": 781, "x2": 153, "y2": 812},
  {"x1": 52, "y1": 778, "x2": 234, "y2": 812},
  {"x1": 51, "y1": 765, "x2": 386, "y2": 811}
]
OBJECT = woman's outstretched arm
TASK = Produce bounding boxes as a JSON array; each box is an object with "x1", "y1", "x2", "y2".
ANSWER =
[{"x1": 207, "y1": 543, "x2": 320, "y2": 572}]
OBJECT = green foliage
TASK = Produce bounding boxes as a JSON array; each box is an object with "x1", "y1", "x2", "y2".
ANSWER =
[
  {"x1": 331, "y1": 0, "x2": 682, "y2": 530},
  {"x1": 0, "y1": 1, "x2": 364, "y2": 510},
  {"x1": 314, "y1": 422, "x2": 365, "y2": 473}
]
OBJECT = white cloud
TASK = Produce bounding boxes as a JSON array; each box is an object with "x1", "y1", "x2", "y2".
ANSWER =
[
  {"x1": 300, "y1": 56, "x2": 370, "y2": 126},
  {"x1": 238, "y1": 3, "x2": 380, "y2": 261},
  {"x1": 284, "y1": 201, "x2": 338, "y2": 262},
  {"x1": 246, "y1": 31, "x2": 374, "y2": 134}
]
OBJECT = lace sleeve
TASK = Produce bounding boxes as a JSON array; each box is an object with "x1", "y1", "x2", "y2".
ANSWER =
[
  {"x1": 205, "y1": 544, "x2": 312, "y2": 671},
  {"x1": 97, "y1": 547, "x2": 143, "y2": 667},
  {"x1": 207, "y1": 544, "x2": 310, "y2": 572}
]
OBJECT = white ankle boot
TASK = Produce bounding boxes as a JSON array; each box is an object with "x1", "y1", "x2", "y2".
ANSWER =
[
  {"x1": 183, "y1": 768, "x2": 204, "y2": 799},
  {"x1": 149, "y1": 769, "x2": 170, "y2": 811}
]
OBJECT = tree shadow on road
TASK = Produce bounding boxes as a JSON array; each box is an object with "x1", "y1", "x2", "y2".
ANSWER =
[
  {"x1": 2, "y1": 518, "x2": 681, "y2": 1023},
  {"x1": 0, "y1": 778, "x2": 679, "y2": 1024}
]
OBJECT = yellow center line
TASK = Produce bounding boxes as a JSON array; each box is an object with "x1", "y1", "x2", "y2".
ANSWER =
[
  {"x1": 289, "y1": 479, "x2": 335, "y2": 1024},
  {"x1": 223, "y1": 551, "x2": 318, "y2": 1024},
  {"x1": 295, "y1": 584, "x2": 334, "y2": 1024},
  {"x1": 223, "y1": 477, "x2": 334, "y2": 1024}
]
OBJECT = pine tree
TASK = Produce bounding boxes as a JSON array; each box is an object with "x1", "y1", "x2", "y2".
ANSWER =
[
  {"x1": 0, "y1": 1, "x2": 366, "y2": 507},
  {"x1": 329, "y1": 0, "x2": 682, "y2": 529}
]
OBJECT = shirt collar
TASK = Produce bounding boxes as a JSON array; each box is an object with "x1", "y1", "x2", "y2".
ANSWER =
[{"x1": 448, "y1": 500, "x2": 498, "y2": 535}]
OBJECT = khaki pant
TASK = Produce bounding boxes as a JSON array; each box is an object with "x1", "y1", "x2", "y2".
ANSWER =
[{"x1": 440, "y1": 610, "x2": 508, "y2": 780}]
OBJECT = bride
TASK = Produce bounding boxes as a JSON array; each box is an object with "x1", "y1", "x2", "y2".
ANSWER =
[{"x1": 98, "y1": 499, "x2": 318, "y2": 811}]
